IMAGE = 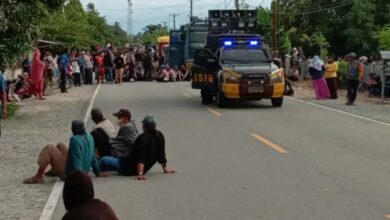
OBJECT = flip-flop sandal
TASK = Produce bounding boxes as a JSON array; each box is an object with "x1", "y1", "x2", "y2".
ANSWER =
[
  {"x1": 44, "y1": 170, "x2": 57, "y2": 177},
  {"x1": 23, "y1": 177, "x2": 44, "y2": 184}
]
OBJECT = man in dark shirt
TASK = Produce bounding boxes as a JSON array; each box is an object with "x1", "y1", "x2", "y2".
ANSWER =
[
  {"x1": 104, "y1": 49, "x2": 114, "y2": 83},
  {"x1": 99, "y1": 116, "x2": 175, "y2": 181}
]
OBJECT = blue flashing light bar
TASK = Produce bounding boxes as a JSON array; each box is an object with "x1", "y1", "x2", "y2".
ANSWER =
[
  {"x1": 250, "y1": 40, "x2": 258, "y2": 46},
  {"x1": 224, "y1": 41, "x2": 233, "y2": 46}
]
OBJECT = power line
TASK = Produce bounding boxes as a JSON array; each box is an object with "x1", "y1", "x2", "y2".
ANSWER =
[
  {"x1": 169, "y1": 13, "x2": 180, "y2": 30},
  {"x1": 277, "y1": 0, "x2": 354, "y2": 15}
]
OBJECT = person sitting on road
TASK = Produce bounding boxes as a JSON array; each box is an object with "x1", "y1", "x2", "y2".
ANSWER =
[
  {"x1": 158, "y1": 65, "x2": 177, "y2": 82},
  {"x1": 23, "y1": 120, "x2": 105, "y2": 184},
  {"x1": 62, "y1": 171, "x2": 119, "y2": 220},
  {"x1": 99, "y1": 116, "x2": 176, "y2": 181},
  {"x1": 104, "y1": 109, "x2": 138, "y2": 158},
  {"x1": 90, "y1": 108, "x2": 117, "y2": 158}
]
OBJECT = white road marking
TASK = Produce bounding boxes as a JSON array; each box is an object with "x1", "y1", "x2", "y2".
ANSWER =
[
  {"x1": 287, "y1": 96, "x2": 390, "y2": 127},
  {"x1": 183, "y1": 92, "x2": 192, "y2": 98},
  {"x1": 39, "y1": 84, "x2": 101, "y2": 220}
]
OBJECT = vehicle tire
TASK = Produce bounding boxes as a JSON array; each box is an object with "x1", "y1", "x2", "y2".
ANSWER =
[
  {"x1": 271, "y1": 97, "x2": 283, "y2": 107},
  {"x1": 201, "y1": 88, "x2": 213, "y2": 105},
  {"x1": 216, "y1": 91, "x2": 227, "y2": 108},
  {"x1": 66, "y1": 76, "x2": 74, "y2": 90}
]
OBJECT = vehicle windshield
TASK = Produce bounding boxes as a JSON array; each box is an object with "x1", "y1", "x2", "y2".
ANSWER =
[
  {"x1": 189, "y1": 32, "x2": 208, "y2": 48},
  {"x1": 221, "y1": 48, "x2": 271, "y2": 64}
]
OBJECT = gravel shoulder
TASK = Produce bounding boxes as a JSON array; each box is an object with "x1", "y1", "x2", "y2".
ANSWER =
[
  {"x1": 292, "y1": 81, "x2": 390, "y2": 124},
  {"x1": 0, "y1": 85, "x2": 96, "y2": 220}
]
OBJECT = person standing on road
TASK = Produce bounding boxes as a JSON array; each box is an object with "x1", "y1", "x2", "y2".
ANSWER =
[
  {"x1": 43, "y1": 51, "x2": 54, "y2": 84},
  {"x1": 84, "y1": 51, "x2": 94, "y2": 85},
  {"x1": 346, "y1": 52, "x2": 363, "y2": 105},
  {"x1": 23, "y1": 121, "x2": 106, "y2": 184},
  {"x1": 78, "y1": 51, "x2": 87, "y2": 85},
  {"x1": 71, "y1": 54, "x2": 82, "y2": 87},
  {"x1": 95, "y1": 51, "x2": 105, "y2": 84},
  {"x1": 104, "y1": 49, "x2": 114, "y2": 83},
  {"x1": 308, "y1": 55, "x2": 330, "y2": 100},
  {"x1": 62, "y1": 171, "x2": 119, "y2": 220},
  {"x1": 59, "y1": 50, "x2": 69, "y2": 93},
  {"x1": 325, "y1": 56, "x2": 339, "y2": 99},
  {"x1": 30, "y1": 49, "x2": 46, "y2": 100},
  {"x1": 0, "y1": 70, "x2": 8, "y2": 137},
  {"x1": 22, "y1": 57, "x2": 31, "y2": 74},
  {"x1": 99, "y1": 116, "x2": 176, "y2": 181},
  {"x1": 114, "y1": 52, "x2": 125, "y2": 84}
]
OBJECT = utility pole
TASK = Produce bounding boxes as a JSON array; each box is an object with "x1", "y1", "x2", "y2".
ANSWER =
[
  {"x1": 271, "y1": 0, "x2": 277, "y2": 51},
  {"x1": 235, "y1": 0, "x2": 240, "y2": 10},
  {"x1": 189, "y1": 0, "x2": 193, "y2": 22},
  {"x1": 161, "y1": 21, "x2": 169, "y2": 29},
  {"x1": 169, "y1": 13, "x2": 180, "y2": 30}
]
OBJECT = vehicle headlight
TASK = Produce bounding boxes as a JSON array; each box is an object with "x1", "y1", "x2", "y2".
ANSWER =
[
  {"x1": 270, "y1": 69, "x2": 284, "y2": 84},
  {"x1": 224, "y1": 71, "x2": 241, "y2": 84}
]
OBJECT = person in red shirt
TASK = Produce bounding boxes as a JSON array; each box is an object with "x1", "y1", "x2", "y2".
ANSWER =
[{"x1": 95, "y1": 52, "x2": 105, "y2": 84}]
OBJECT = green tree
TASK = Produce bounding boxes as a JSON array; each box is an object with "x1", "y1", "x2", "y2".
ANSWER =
[
  {"x1": 0, "y1": 0, "x2": 65, "y2": 68},
  {"x1": 310, "y1": 32, "x2": 330, "y2": 58},
  {"x1": 41, "y1": 0, "x2": 92, "y2": 49},
  {"x1": 378, "y1": 25, "x2": 390, "y2": 50},
  {"x1": 256, "y1": 6, "x2": 272, "y2": 45},
  {"x1": 342, "y1": 0, "x2": 377, "y2": 54},
  {"x1": 142, "y1": 24, "x2": 169, "y2": 45}
]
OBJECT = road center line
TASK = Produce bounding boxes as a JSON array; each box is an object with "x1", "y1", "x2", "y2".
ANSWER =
[
  {"x1": 39, "y1": 84, "x2": 102, "y2": 220},
  {"x1": 206, "y1": 107, "x2": 223, "y2": 117},
  {"x1": 183, "y1": 92, "x2": 192, "y2": 98},
  {"x1": 250, "y1": 133, "x2": 288, "y2": 154}
]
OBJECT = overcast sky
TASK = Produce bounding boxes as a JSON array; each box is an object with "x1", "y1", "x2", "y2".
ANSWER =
[{"x1": 79, "y1": 0, "x2": 272, "y2": 34}]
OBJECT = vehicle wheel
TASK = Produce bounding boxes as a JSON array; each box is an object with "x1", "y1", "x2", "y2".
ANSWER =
[
  {"x1": 201, "y1": 88, "x2": 213, "y2": 104},
  {"x1": 66, "y1": 77, "x2": 74, "y2": 89},
  {"x1": 271, "y1": 97, "x2": 283, "y2": 107},
  {"x1": 216, "y1": 91, "x2": 227, "y2": 108}
]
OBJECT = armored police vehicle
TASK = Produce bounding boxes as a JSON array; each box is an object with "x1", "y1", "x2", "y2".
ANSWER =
[{"x1": 191, "y1": 10, "x2": 285, "y2": 107}]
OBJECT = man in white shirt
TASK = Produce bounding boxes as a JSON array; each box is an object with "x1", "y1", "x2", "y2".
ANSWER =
[{"x1": 90, "y1": 108, "x2": 116, "y2": 157}]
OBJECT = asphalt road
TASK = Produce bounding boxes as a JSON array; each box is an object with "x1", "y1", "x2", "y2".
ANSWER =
[{"x1": 52, "y1": 82, "x2": 390, "y2": 220}]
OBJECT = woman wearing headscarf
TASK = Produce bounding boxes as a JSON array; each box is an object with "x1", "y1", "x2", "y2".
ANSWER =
[
  {"x1": 63, "y1": 171, "x2": 118, "y2": 220},
  {"x1": 29, "y1": 49, "x2": 45, "y2": 100},
  {"x1": 324, "y1": 56, "x2": 339, "y2": 99},
  {"x1": 308, "y1": 56, "x2": 330, "y2": 100}
]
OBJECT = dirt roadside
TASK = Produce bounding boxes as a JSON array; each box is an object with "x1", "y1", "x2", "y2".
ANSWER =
[
  {"x1": 0, "y1": 85, "x2": 96, "y2": 220},
  {"x1": 291, "y1": 80, "x2": 390, "y2": 124}
]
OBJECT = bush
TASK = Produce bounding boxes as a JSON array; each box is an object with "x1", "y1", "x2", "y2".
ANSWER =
[
  {"x1": 6, "y1": 102, "x2": 18, "y2": 119},
  {"x1": 337, "y1": 61, "x2": 348, "y2": 89}
]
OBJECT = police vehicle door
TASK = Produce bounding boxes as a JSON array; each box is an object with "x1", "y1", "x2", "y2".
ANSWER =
[{"x1": 191, "y1": 48, "x2": 218, "y2": 89}]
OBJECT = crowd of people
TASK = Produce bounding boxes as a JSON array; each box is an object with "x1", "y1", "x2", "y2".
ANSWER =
[
  {"x1": 273, "y1": 47, "x2": 388, "y2": 106},
  {"x1": 3, "y1": 45, "x2": 191, "y2": 105},
  {"x1": 22, "y1": 108, "x2": 175, "y2": 218}
]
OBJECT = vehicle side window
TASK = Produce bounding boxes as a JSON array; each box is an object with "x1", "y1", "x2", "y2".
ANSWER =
[{"x1": 194, "y1": 49, "x2": 214, "y2": 66}]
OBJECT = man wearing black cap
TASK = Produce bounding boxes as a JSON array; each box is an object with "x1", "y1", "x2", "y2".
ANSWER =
[
  {"x1": 109, "y1": 109, "x2": 139, "y2": 158},
  {"x1": 99, "y1": 116, "x2": 175, "y2": 181}
]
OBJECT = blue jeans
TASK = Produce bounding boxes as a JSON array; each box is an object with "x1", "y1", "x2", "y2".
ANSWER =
[
  {"x1": 99, "y1": 156, "x2": 120, "y2": 172},
  {"x1": 105, "y1": 66, "x2": 113, "y2": 82}
]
